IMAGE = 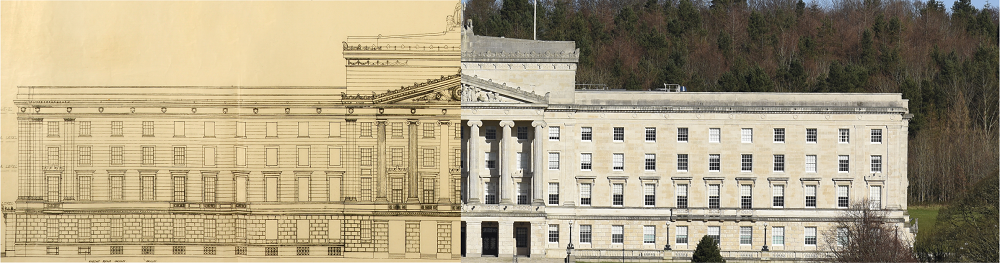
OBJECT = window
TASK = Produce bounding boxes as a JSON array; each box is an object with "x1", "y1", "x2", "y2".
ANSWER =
[
  {"x1": 741, "y1": 128, "x2": 753, "y2": 143},
  {"x1": 360, "y1": 122, "x2": 373, "y2": 137},
  {"x1": 516, "y1": 182, "x2": 528, "y2": 205},
  {"x1": 172, "y1": 246, "x2": 186, "y2": 255},
  {"x1": 47, "y1": 121, "x2": 59, "y2": 137},
  {"x1": 676, "y1": 184, "x2": 688, "y2": 208},
  {"x1": 173, "y1": 146, "x2": 186, "y2": 166},
  {"x1": 110, "y1": 176, "x2": 123, "y2": 200},
  {"x1": 548, "y1": 225, "x2": 559, "y2": 243},
  {"x1": 839, "y1": 155, "x2": 850, "y2": 172},
  {"x1": 581, "y1": 127, "x2": 592, "y2": 141},
  {"x1": 111, "y1": 246, "x2": 123, "y2": 255},
  {"x1": 549, "y1": 126, "x2": 560, "y2": 140},
  {"x1": 806, "y1": 155, "x2": 817, "y2": 173},
  {"x1": 708, "y1": 184, "x2": 720, "y2": 209},
  {"x1": 580, "y1": 153, "x2": 592, "y2": 170},
  {"x1": 676, "y1": 226, "x2": 689, "y2": 244},
  {"x1": 517, "y1": 126, "x2": 528, "y2": 140},
  {"x1": 205, "y1": 147, "x2": 216, "y2": 166},
  {"x1": 422, "y1": 148, "x2": 435, "y2": 168},
  {"x1": 79, "y1": 177, "x2": 92, "y2": 201},
  {"x1": 644, "y1": 154, "x2": 656, "y2": 171},
  {"x1": 424, "y1": 123, "x2": 436, "y2": 138},
  {"x1": 805, "y1": 185, "x2": 817, "y2": 208},
  {"x1": 870, "y1": 155, "x2": 882, "y2": 173},
  {"x1": 47, "y1": 147, "x2": 59, "y2": 165},
  {"x1": 79, "y1": 121, "x2": 91, "y2": 136},
  {"x1": 740, "y1": 226, "x2": 752, "y2": 245},
  {"x1": 173, "y1": 176, "x2": 186, "y2": 202},
  {"x1": 265, "y1": 247, "x2": 278, "y2": 256},
  {"x1": 707, "y1": 226, "x2": 720, "y2": 245},
  {"x1": 677, "y1": 128, "x2": 688, "y2": 142},
  {"x1": 580, "y1": 225, "x2": 592, "y2": 243},
  {"x1": 79, "y1": 146, "x2": 91, "y2": 166},
  {"x1": 645, "y1": 127, "x2": 656, "y2": 142},
  {"x1": 773, "y1": 185, "x2": 785, "y2": 208},
  {"x1": 612, "y1": 183, "x2": 624, "y2": 206},
  {"x1": 141, "y1": 176, "x2": 154, "y2": 201},
  {"x1": 643, "y1": 225, "x2": 655, "y2": 244},
  {"x1": 740, "y1": 184, "x2": 752, "y2": 209},
  {"x1": 548, "y1": 183, "x2": 559, "y2": 205},
  {"x1": 837, "y1": 227, "x2": 849, "y2": 246},
  {"x1": 236, "y1": 146, "x2": 248, "y2": 166},
  {"x1": 484, "y1": 182, "x2": 498, "y2": 204},
  {"x1": 389, "y1": 122, "x2": 401, "y2": 137},
  {"x1": 870, "y1": 186, "x2": 882, "y2": 209},
  {"x1": 204, "y1": 122, "x2": 215, "y2": 137},
  {"x1": 613, "y1": 127, "x2": 624, "y2": 141},
  {"x1": 142, "y1": 146, "x2": 154, "y2": 165},
  {"x1": 774, "y1": 128, "x2": 785, "y2": 142},
  {"x1": 709, "y1": 128, "x2": 720, "y2": 143},
  {"x1": 112, "y1": 121, "x2": 123, "y2": 136},
  {"x1": 773, "y1": 154, "x2": 785, "y2": 172},
  {"x1": 579, "y1": 183, "x2": 592, "y2": 205},
  {"x1": 709, "y1": 154, "x2": 721, "y2": 172},
  {"x1": 839, "y1": 129, "x2": 850, "y2": 143},
  {"x1": 142, "y1": 121, "x2": 154, "y2": 136},
  {"x1": 204, "y1": 246, "x2": 216, "y2": 255},
  {"x1": 485, "y1": 126, "x2": 496, "y2": 140},
  {"x1": 110, "y1": 146, "x2": 123, "y2": 165},
  {"x1": 236, "y1": 122, "x2": 247, "y2": 137},
  {"x1": 612, "y1": 153, "x2": 624, "y2": 171},
  {"x1": 677, "y1": 154, "x2": 689, "y2": 171},
  {"x1": 173, "y1": 121, "x2": 185, "y2": 137},
  {"x1": 773, "y1": 227, "x2": 785, "y2": 246},
  {"x1": 79, "y1": 247, "x2": 91, "y2": 255},
  {"x1": 611, "y1": 225, "x2": 624, "y2": 244},
  {"x1": 806, "y1": 128, "x2": 817, "y2": 143},
  {"x1": 327, "y1": 246, "x2": 342, "y2": 256},
  {"x1": 741, "y1": 154, "x2": 753, "y2": 172},
  {"x1": 485, "y1": 152, "x2": 497, "y2": 169},
  {"x1": 236, "y1": 247, "x2": 247, "y2": 256},
  {"x1": 548, "y1": 152, "x2": 560, "y2": 170},
  {"x1": 204, "y1": 176, "x2": 217, "y2": 202},
  {"x1": 837, "y1": 185, "x2": 849, "y2": 208},
  {"x1": 644, "y1": 184, "x2": 655, "y2": 206},
  {"x1": 871, "y1": 129, "x2": 882, "y2": 143},
  {"x1": 294, "y1": 122, "x2": 309, "y2": 137},
  {"x1": 804, "y1": 227, "x2": 817, "y2": 245}
]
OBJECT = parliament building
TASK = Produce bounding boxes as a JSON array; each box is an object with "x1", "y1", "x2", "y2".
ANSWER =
[{"x1": 457, "y1": 21, "x2": 914, "y2": 262}]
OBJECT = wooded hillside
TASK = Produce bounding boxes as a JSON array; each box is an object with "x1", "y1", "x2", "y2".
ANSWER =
[{"x1": 464, "y1": 0, "x2": 999, "y2": 204}]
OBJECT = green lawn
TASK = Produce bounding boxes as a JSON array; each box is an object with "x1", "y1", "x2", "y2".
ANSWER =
[{"x1": 909, "y1": 205, "x2": 942, "y2": 241}]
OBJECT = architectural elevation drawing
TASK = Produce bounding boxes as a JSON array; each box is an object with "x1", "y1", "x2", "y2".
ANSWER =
[{"x1": 2, "y1": 1, "x2": 462, "y2": 260}]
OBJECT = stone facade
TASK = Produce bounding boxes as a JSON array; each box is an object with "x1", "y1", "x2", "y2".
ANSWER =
[{"x1": 458, "y1": 22, "x2": 913, "y2": 262}]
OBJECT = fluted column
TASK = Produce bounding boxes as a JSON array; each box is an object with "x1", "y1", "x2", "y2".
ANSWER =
[
  {"x1": 499, "y1": 120, "x2": 515, "y2": 204},
  {"x1": 438, "y1": 120, "x2": 450, "y2": 204},
  {"x1": 531, "y1": 120, "x2": 546, "y2": 206},
  {"x1": 467, "y1": 120, "x2": 482, "y2": 204},
  {"x1": 376, "y1": 120, "x2": 388, "y2": 202},
  {"x1": 407, "y1": 120, "x2": 419, "y2": 203}
]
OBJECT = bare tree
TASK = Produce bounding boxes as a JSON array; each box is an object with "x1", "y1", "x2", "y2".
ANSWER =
[{"x1": 825, "y1": 201, "x2": 917, "y2": 262}]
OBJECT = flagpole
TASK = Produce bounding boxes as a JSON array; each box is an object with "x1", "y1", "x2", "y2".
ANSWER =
[{"x1": 533, "y1": 0, "x2": 537, "y2": 40}]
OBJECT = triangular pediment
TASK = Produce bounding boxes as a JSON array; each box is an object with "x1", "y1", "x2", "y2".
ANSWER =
[
  {"x1": 460, "y1": 74, "x2": 548, "y2": 104},
  {"x1": 341, "y1": 73, "x2": 460, "y2": 104}
]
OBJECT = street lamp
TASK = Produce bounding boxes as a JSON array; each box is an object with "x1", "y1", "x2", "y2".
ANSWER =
[
  {"x1": 566, "y1": 220, "x2": 575, "y2": 263},
  {"x1": 762, "y1": 222, "x2": 769, "y2": 252},
  {"x1": 664, "y1": 221, "x2": 672, "y2": 251}
]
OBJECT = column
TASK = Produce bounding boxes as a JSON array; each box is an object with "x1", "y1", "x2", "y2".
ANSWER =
[
  {"x1": 407, "y1": 120, "x2": 419, "y2": 203},
  {"x1": 376, "y1": 120, "x2": 388, "y2": 202},
  {"x1": 467, "y1": 121, "x2": 482, "y2": 204},
  {"x1": 531, "y1": 120, "x2": 546, "y2": 206},
  {"x1": 438, "y1": 120, "x2": 450, "y2": 204},
  {"x1": 498, "y1": 120, "x2": 515, "y2": 204}
]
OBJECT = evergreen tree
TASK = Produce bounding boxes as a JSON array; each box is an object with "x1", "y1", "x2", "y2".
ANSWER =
[{"x1": 692, "y1": 235, "x2": 726, "y2": 263}]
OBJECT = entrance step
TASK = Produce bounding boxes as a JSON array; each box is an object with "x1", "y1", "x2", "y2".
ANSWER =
[{"x1": 461, "y1": 256, "x2": 566, "y2": 263}]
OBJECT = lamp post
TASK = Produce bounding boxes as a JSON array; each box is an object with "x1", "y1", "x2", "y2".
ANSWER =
[
  {"x1": 664, "y1": 221, "x2": 672, "y2": 251},
  {"x1": 566, "y1": 220, "x2": 574, "y2": 263},
  {"x1": 762, "y1": 222, "x2": 769, "y2": 252}
]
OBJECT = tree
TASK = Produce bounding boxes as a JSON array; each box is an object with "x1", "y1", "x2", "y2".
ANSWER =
[
  {"x1": 826, "y1": 202, "x2": 917, "y2": 262},
  {"x1": 921, "y1": 173, "x2": 1000, "y2": 262},
  {"x1": 692, "y1": 235, "x2": 725, "y2": 263}
]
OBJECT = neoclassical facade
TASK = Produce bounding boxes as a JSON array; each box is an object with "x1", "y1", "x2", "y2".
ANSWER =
[
  {"x1": 3, "y1": 15, "x2": 464, "y2": 260},
  {"x1": 458, "y1": 22, "x2": 914, "y2": 262}
]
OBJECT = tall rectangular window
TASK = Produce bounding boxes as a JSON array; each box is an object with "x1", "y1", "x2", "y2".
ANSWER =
[
  {"x1": 237, "y1": 122, "x2": 247, "y2": 137},
  {"x1": 837, "y1": 185, "x2": 849, "y2": 208},
  {"x1": 484, "y1": 182, "x2": 498, "y2": 204},
  {"x1": 709, "y1": 128, "x2": 720, "y2": 143},
  {"x1": 774, "y1": 128, "x2": 785, "y2": 142},
  {"x1": 548, "y1": 183, "x2": 559, "y2": 205},
  {"x1": 549, "y1": 126, "x2": 560, "y2": 140},
  {"x1": 645, "y1": 127, "x2": 656, "y2": 142},
  {"x1": 548, "y1": 152, "x2": 560, "y2": 170},
  {"x1": 329, "y1": 122, "x2": 341, "y2": 137},
  {"x1": 643, "y1": 225, "x2": 655, "y2": 244},
  {"x1": 111, "y1": 146, "x2": 124, "y2": 165},
  {"x1": 142, "y1": 121, "x2": 154, "y2": 136},
  {"x1": 391, "y1": 122, "x2": 402, "y2": 137},
  {"x1": 581, "y1": 127, "x2": 592, "y2": 141},
  {"x1": 173, "y1": 176, "x2": 186, "y2": 202},
  {"x1": 871, "y1": 129, "x2": 882, "y2": 143},
  {"x1": 805, "y1": 185, "x2": 817, "y2": 208},
  {"x1": 47, "y1": 147, "x2": 59, "y2": 165},
  {"x1": 266, "y1": 147, "x2": 278, "y2": 166},
  {"x1": 613, "y1": 127, "x2": 624, "y2": 142},
  {"x1": 839, "y1": 155, "x2": 850, "y2": 172},
  {"x1": 805, "y1": 227, "x2": 817, "y2": 245},
  {"x1": 773, "y1": 227, "x2": 784, "y2": 246},
  {"x1": 741, "y1": 128, "x2": 753, "y2": 143},
  {"x1": 142, "y1": 146, "x2": 154, "y2": 165},
  {"x1": 612, "y1": 153, "x2": 624, "y2": 171},
  {"x1": 612, "y1": 183, "x2": 624, "y2": 206},
  {"x1": 548, "y1": 225, "x2": 559, "y2": 243},
  {"x1": 839, "y1": 129, "x2": 850, "y2": 143},
  {"x1": 806, "y1": 155, "x2": 817, "y2": 173},
  {"x1": 580, "y1": 153, "x2": 592, "y2": 170},
  {"x1": 806, "y1": 128, "x2": 817, "y2": 143},
  {"x1": 112, "y1": 121, "x2": 123, "y2": 136},
  {"x1": 709, "y1": 154, "x2": 721, "y2": 172},
  {"x1": 677, "y1": 154, "x2": 689, "y2": 171},
  {"x1": 740, "y1": 184, "x2": 752, "y2": 209},
  {"x1": 266, "y1": 122, "x2": 277, "y2": 137},
  {"x1": 708, "y1": 184, "x2": 720, "y2": 209},
  {"x1": 79, "y1": 121, "x2": 91, "y2": 136},
  {"x1": 644, "y1": 154, "x2": 656, "y2": 171},
  {"x1": 580, "y1": 183, "x2": 592, "y2": 205},
  {"x1": 580, "y1": 225, "x2": 592, "y2": 243},
  {"x1": 740, "y1": 226, "x2": 752, "y2": 245},
  {"x1": 173, "y1": 121, "x2": 185, "y2": 137},
  {"x1": 676, "y1": 226, "x2": 688, "y2": 244},
  {"x1": 328, "y1": 147, "x2": 341, "y2": 166},
  {"x1": 516, "y1": 126, "x2": 528, "y2": 140},
  {"x1": 773, "y1": 154, "x2": 785, "y2": 172},
  {"x1": 837, "y1": 227, "x2": 849, "y2": 246},
  {"x1": 870, "y1": 155, "x2": 882, "y2": 173},
  {"x1": 47, "y1": 121, "x2": 59, "y2": 137},
  {"x1": 707, "y1": 226, "x2": 720, "y2": 245},
  {"x1": 141, "y1": 176, "x2": 155, "y2": 201},
  {"x1": 422, "y1": 148, "x2": 435, "y2": 168},
  {"x1": 611, "y1": 225, "x2": 624, "y2": 244},
  {"x1": 204, "y1": 147, "x2": 216, "y2": 166},
  {"x1": 773, "y1": 184, "x2": 785, "y2": 208},
  {"x1": 676, "y1": 184, "x2": 688, "y2": 208},
  {"x1": 741, "y1": 154, "x2": 753, "y2": 172},
  {"x1": 204, "y1": 176, "x2": 217, "y2": 202},
  {"x1": 79, "y1": 146, "x2": 92, "y2": 166},
  {"x1": 677, "y1": 128, "x2": 688, "y2": 142},
  {"x1": 485, "y1": 126, "x2": 496, "y2": 140},
  {"x1": 173, "y1": 147, "x2": 186, "y2": 166},
  {"x1": 485, "y1": 152, "x2": 497, "y2": 169},
  {"x1": 517, "y1": 151, "x2": 528, "y2": 170},
  {"x1": 110, "y1": 176, "x2": 123, "y2": 200},
  {"x1": 265, "y1": 177, "x2": 278, "y2": 202},
  {"x1": 643, "y1": 183, "x2": 655, "y2": 206},
  {"x1": 516, "y1": 182, "x2": 528, "y2": 204},
  {"x1": 360, "y1": 122, "x2": 373, "y2": 137},
  {"x1": 236, "y1": 146, "x2": 247, "y2": 166},
  {"x1": 79, "y1": 177, "x2": 92, "y2": 201},
  {"x1": 870, "y1": 186, "x2": 882, "y2": 209},
  {"x1": 204, "y1": 122, "x2": 215, "y2": 137},
  {"x1": 298, "y1": 177, "x2": 310, "y2": 202}
]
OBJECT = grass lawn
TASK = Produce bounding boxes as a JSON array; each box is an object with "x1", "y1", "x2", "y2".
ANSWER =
[{"x1": 909, "y1": 205, "x2": 942, "y2": 241}]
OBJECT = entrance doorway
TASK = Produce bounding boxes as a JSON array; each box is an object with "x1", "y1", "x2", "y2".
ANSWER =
[
  {"x1": 481, "y1": 222, "x2": 499, "y2": 256},
  {"x1": 514, "y1": 222, "x2": 530, "y2": 256}
]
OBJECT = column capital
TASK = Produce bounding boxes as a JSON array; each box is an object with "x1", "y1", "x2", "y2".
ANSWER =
[
  {"x1": 467, "y1": 120, "x2": 483, "y2": 127},
  {"x1": 531, "y1": 120, "x2": 547, "y2": 128},
  {"x1": 438, "y1": 120, "x2": 450, "y2": 126},
  {"x1": 407, "y1": 120, "x2": 419, "y2": 125},
  {"x1": 499, "y1": 120, "x2": 515, "y2": 127}
]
